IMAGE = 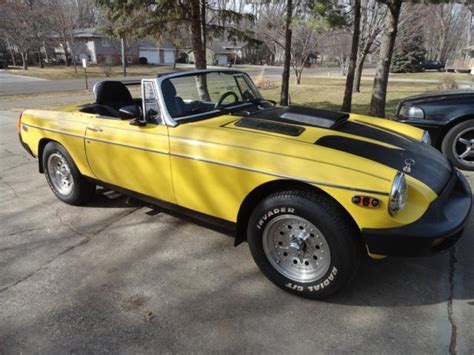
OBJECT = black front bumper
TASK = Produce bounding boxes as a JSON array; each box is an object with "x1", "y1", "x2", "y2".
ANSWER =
[{"x1": 362, "y1": 170, "x2": 472, "y2": 257}]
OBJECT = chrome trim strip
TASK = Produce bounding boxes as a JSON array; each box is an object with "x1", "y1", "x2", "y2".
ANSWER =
[
  {"x1": 171, "y1": 135, "x2": 391, "y2": 182},
  {"x1": 85, "y1": 136, "x2": 169, "y2": 155},
  {"x1": 25, "y1": 122, "x2": 389, "y2": 196},
  {"x1": 23, "y1": 123, "x2": 84, "y2": 139},
  {"x1": 170, "y1": 151, "x2": 389, "y2": 196}
]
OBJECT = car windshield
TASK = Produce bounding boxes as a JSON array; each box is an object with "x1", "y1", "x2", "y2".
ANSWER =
[{"x1": 161, "y1": 71, "x2": 263, "y2": 121}]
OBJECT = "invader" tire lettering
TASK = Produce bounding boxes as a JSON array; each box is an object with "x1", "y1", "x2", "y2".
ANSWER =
[{"x1": 256, "y1": 207, "x2": 295, "y2": 229}]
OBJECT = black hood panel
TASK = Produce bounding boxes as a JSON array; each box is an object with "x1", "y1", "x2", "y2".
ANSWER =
[
  {"x1": 316, "y1": 121, "x2": 452, "y2": 194},
  {"x1": 245, "y1": 106, "x2": 349, "y2": 129}
]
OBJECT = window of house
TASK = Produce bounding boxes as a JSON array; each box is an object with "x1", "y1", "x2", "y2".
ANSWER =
[
  {"x1": 127, "y1": 56, "x2": 133, "y2": 64},
  {"x1": 102, "y1": 37, "x2": 111, "y2": 47}
]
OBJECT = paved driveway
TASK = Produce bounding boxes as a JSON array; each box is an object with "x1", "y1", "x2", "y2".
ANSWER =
[{"x1": 0, "y1": 110, "x2": 473, "y2": 353}]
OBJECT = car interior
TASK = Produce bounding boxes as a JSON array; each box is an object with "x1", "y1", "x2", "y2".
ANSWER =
[{"x1": 79, "y1": 81, "x2": 142, "y2": 119}]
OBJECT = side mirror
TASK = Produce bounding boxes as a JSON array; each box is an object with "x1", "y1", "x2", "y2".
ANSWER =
[{"x1": 119, "y1": 105, "x2": 140, "y2": 120}]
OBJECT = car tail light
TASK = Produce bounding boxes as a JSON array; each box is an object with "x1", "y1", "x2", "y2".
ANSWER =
[{"x1": 17, "y1": 112, "x2": 23, "y2": 132}]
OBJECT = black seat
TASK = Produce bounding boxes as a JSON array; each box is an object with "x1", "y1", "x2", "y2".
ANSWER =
[
  {"x1": 92, "y1": 81, "x2": 135, "y2": 118},
  {"x1": 162, "y1": 80, "x2": 186, "y2": 118}
]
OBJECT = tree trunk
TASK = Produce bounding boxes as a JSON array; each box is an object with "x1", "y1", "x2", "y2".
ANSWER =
[
  {"x1": 280, "y1": 0, "x2": 293, "y2": 106},
  {"x1": 71, "y1": 48, "x2": 77, "y2": 74},
  {"x1": 368, "y1": 0, "x2": 402, "y2": 118},
  {"x1": 353, "y1": 52, "x2": 367, "y2": 93},
  {"x1": 190, "y1": 0, "x2": 206, "y2": 69},
  {"x1": 121, "y1": 37, "x2": 127, "y2": 77},
  {"x1": 64, "y1": 44, "x2": 71, "y2": 67},
  {"x1": 21, "y1": 52, "x2": 28, "y2": 70},
  {"x1": 341, "y1": 0, "x2": 361, "y2": 112},
  {"x1": 9, "y1": 48, "x2": 16, "y2": 67},
  {"x1": 37, "y1": 50, "x2": 44, "y2": 68}
]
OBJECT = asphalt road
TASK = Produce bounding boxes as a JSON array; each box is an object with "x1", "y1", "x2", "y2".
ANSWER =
[{"x1": 1, "y1": 109, "x2": 473, "y2": 354}]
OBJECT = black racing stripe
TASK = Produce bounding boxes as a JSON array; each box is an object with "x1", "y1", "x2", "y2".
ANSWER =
[
  {"x1": 337, "y1": 121, "x2": 418, "y2": 145},
  {"x1": 315, "y1": 135, "x2": 451, "y2": 194}
]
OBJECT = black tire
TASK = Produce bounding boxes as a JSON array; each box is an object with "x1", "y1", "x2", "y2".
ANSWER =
[
  {"x1": 42, "y1": 142, "x2": 96, "y2": 205},
  {"x1": 247, "y1": 191, "x2": 362, "y2": 299},
  {"x1": 441, "y1": 120, "x2": 474, "y2": 171}
]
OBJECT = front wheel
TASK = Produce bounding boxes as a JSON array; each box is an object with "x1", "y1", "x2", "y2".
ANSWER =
[
  {"x1": 43, "y1": 142, "x2": 96, "y2": 205},
  {"x1": 247, "y1": 191, "x2": 362, "y2": 299},
  {"x1": 441, "y1": 120, "x2": 474, "y2": 171}
]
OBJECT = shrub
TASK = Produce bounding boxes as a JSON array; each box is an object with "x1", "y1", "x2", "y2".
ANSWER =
[
  {"x1": 439, "y1": 75, "x2": 458, "y2": 90},
  {"x1": 138, "y1": 57, "x2": 148, "y2": 65},
  {"x1": 391, "y1": 51, "x2": 425, "y2": 73}
]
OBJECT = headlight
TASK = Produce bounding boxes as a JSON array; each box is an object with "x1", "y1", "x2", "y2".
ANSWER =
[
  {"x1": 389, "y1": 172, "x2": 407, "y2": 216},
  {"x1": 421, "y1": 131, "x2": 431, "y2": 145},
  {"x1": 399, "y1": 105, "x2": 424, "y2": 119}
]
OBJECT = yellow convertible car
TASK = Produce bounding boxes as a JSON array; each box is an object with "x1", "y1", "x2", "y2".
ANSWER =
[{"x1": 18, "y1": 69, "x2": 472, "y2": 298}]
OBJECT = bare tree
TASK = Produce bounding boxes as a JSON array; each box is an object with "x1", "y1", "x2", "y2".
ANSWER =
[
  {"x1": 353, "y1": 0, "x2": 386, "y2": 92},
  {"x1": 422, "y1": 2, "x2": 471, "y2": 62},
  {"x1": 368, "y1": 0, "x2": 402, "y2": 118},
  {"x1": 316, "y1": 29, "x2": 352, "y2": 72},
  {"x1": 280, "y1": 0, "x2": 293, "y2": 106},
  {"x1": 342, "y1": 0, "x2": 361, "y2": 112},
  {"x1": 257, "y1": 2, "x2": 287, "y2": 65},
  {"x1": 0, "y1": 2, "x2": 38, "y2": 69},
  {"x1": 48, "y1": 0, "x2": 82, "y2": 72},
  {"x1": 290, "y1": 17, "x2": 327, "y2": 84}
]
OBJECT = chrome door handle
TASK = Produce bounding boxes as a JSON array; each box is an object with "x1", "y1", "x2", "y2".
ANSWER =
[{"x1": 88, "y1": 126, "x2": 103, "y2": 132}]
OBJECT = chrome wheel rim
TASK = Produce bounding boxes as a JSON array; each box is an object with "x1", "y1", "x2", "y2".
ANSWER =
[
  {"x1": 47, "y1": 153, "x2": 74, "y2": 195},
  {"x1": 453, "y1": 127, "x2": 474, "y2": 168},
  {"x1": 262, "y1": 215, "x2": 331, "y2": 283}
]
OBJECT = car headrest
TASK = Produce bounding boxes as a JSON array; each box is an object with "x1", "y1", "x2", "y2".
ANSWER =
[
  {"x1": 162, "y1": 80, "x2": 177, "y2": 97},
  {"x1": 93, "y1": 81, "x2": 133, "y2": 109}
]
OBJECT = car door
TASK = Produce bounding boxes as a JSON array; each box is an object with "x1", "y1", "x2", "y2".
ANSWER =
[{"x1": 84, "y1": 80, "x2": 175, "y2": 203}]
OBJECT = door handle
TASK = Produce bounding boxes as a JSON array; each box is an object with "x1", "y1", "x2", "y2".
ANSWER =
[{"x1": 88, "y1": 126, "x2": 103, "y2": 132}]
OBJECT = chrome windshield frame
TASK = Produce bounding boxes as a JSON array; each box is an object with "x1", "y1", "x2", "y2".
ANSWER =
[{"x1": 154, "y1": 69, "x2": 262, "y2": 127}]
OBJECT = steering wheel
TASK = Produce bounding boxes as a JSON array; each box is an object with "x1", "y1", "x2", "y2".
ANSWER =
[{"x1": 215, "y1": 91, "x2": 239, "y2": 108}]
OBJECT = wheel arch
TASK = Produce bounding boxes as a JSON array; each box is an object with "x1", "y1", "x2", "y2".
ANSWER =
[
  {"x1": 234, "y1": 179, "x2": 360, "y2": 246},
  {"x1": 38, "y1": 138, "x2": 58, "y2": 173},
  {"x1": 438, "y1": 115, "x2": 474, "y2": 147}
]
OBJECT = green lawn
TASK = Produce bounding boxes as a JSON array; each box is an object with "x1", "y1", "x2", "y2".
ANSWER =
[{"x1": 6, "y1": 64, "x2": 179, "y2": 80}]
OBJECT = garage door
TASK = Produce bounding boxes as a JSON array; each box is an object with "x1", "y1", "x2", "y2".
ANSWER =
[
  {"x1": 216, "y1": 55, "x2": 228, "y2": 65},
  {"x1": 139, "y1": 49, "x2": 160, "y2": 64},
  {"x1": 163, "y1": 50, "x2": 175, "y2": 64}
]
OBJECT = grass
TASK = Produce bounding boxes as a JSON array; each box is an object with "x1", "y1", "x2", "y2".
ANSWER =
[
  {"x1": 390, "y1": 71, "x2": 472, "y2": 81},
  {"x1": 260, "y1": 77, "x2": 440, "y2": 116},
  {"x1": 3, "y1": 69, "x2": 453, "y2": 117},
  {"x1": 5, "y1": 64, "x2": 179, "y2": 80}
]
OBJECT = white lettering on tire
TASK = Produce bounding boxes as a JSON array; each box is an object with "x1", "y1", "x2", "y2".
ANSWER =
[
  {"x1": 285, "y1": 266, "x2": 339, "y2": 293},
  {"x1": 256, "y1": 207, "x2": 295, "y2": 229}
]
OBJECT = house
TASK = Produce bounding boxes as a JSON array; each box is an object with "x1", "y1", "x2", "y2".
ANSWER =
[
  {"x1": 54, "y1": 28, "x2": 176, "y2": 65},
  {"x1": 136, "y1": 38, "x2": 176, "y2": 65},
  {"x1": 187, "y1": 48, "x2": 215, "y2": 65},
  {"x1": 187, "y1": 41, "x2": 271, "y2": 65}
]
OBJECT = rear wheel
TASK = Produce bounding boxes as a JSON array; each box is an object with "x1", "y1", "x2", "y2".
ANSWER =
[
  {"x1": 247, "y1": 191, "x2": 362, "y2": 299},
  {"x1": 442, "y1": 120, "x2": 474, "y2": 171},
  {"x1": 43, "y1": 142, "x2": 96, "y2": 205}
]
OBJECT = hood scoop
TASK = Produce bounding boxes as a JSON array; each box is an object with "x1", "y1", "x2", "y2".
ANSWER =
[
  {"x1": 244, "y1": 106, "x2": 349, "y2": 129},
  {"x1": 235, "y1": 117, "x2": 305, "y2": 136}
]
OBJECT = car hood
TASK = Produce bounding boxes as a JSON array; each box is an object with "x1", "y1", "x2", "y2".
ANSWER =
[
  {"x1": 398, "y1": 89, "x2": 474, "y2": 106},
  {"x1": 172, "y1": 107, "x2": 452, "y2": 195}
]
